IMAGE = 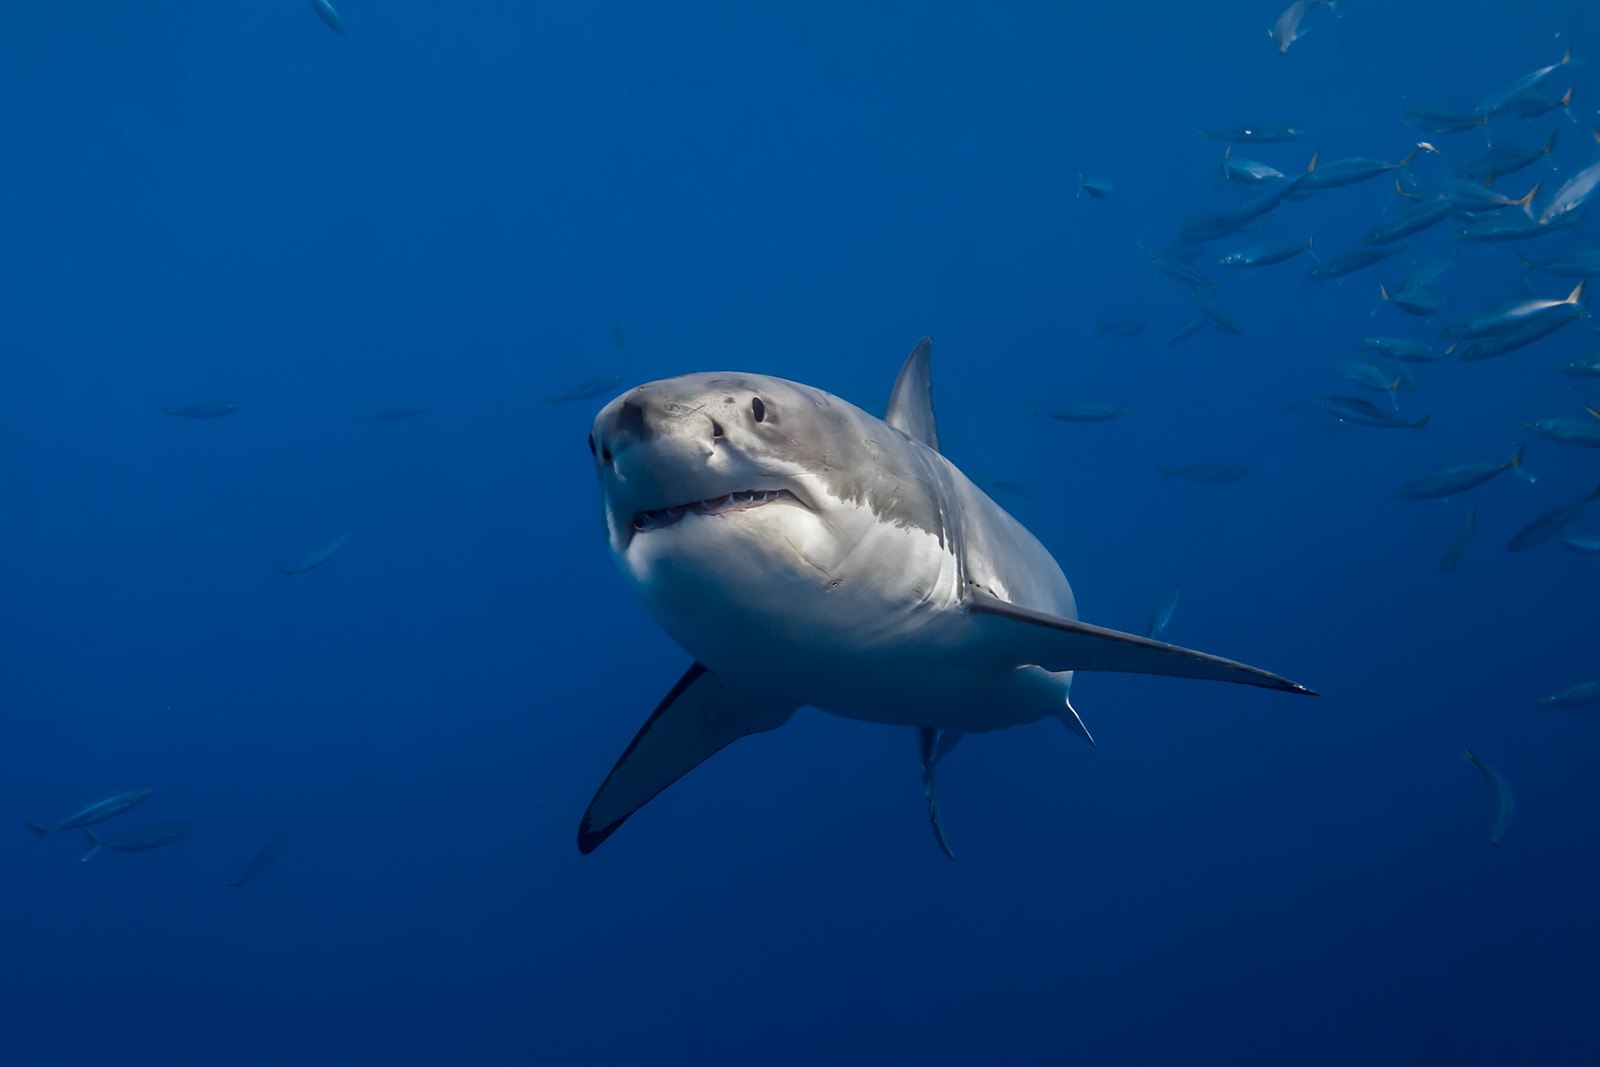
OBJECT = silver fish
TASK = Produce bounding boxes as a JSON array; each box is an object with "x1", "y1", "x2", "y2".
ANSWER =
[
  {"x1": 1401, "y1": 106, "x2": 1488, "y2": 136},
  {"x1": 1156, "y1": 462, "x2": 1249, "y2": 484},
  {"x1": 1315, "y1": 395, "x2": 1430, "y2": 429},
  {"x1": 1518, "y1": 248, "x2": 1600, "y2": 277},
  {"x1": 1455, "y1": 131, "x2": 1559, "y2": 182},
  {"x1": 1364, "y1": 194, "x2": 1453, "y2": 245},
  {"x1": 1147, "y1": 587, "x2": 1181, "y2": 640},
  {"x1": 546, "y1": 373, "x2": 624, "y2": 406},
  {"x1": 1272, "y1": 0, "x2": 1335, "y2": 54},
  {"x1": 163, "y1": 402, "x2": 238, "y2": 419},
  {"x1": 1456, "y1": 212, "x2": 1579, "y2": 243},
  {"x1": 1300, "y1": 148, "x2": 1418, "y2": 192},
  {"x1": 27, "y1": 788, "x2": 155, "y2": 837},
  {"x1": 1307, "y1": 243, "x2": 1405, "y2": 279},
  {"x1": 279, "y1": 532, "x2": 350, "y2": 577},
  {"x1": 1095, "y1": 317, "x2": 1146, "y2": 337},
  {"x1": 1558, "y1": 534, "x2": 1600, "y2": 555},
  {"x1": 1540, "y1": 152, "x2": 1600, "y2": 226},
  {"x1": 1399, "y1": 445, "x2": 1526, "y2": 499},
  {"x1": 1507, "y1": 482, "x2": 1600, "y2": 551},
  {"x1": 1038, "y1": 403, "x2": 1129, "y2": 423},
  {"x1": 1378, "y1": 284, "x2": 1449, "y2": 316},
  {"x1": 1359, "y1": 337, "x2": 1446, "y2": 363},
  {"x1": 1218, "y1": 235, "x2": 1314, "y2": 268},
  {"x1": 1556, "y1": 358, "x2": 1600, "y2": 377},
  {"x1": 309, "y1": 0, "x2": 346, "y2": 35},
  {"x1": 228, "y1": 828, "x2": 297, "y2": 888},
  {"x1": 1462, "y1": 748, "x2": 1514, "y2": 845},
  {"x1": 1523, "y1": 414, "x2": 1600, "y2": 448},
  {"x1": 1451, "y1": 313, "x2": 1577, "y2": 361},
  {"x1": 1439, "y1": 507, "x2": 1476, "y2": 572},
  {"x1": 1476, "y1": 46, "x2": 1573, "y2": 117},
  {"x1": 82, "y1": 822, "x2": 194, "y2": 862},
  {"x1": 1441, "y1": 281, "x2": 1586, "y2": 341},
  {"x1": 1078, "y1": 174, "x2": 1114, "y2": 199},
  {"x1": 1334, "y1": 359, "x2": 1403, "y2": 397},
  {"x1": 1538, "y1": 679, "x2": 1600, "y2": 707},
  {"x1": 1137, "y1": 241, "x2": 1219, "y2": 290},
  {"x1": 1219, "y1": 146, "x2": 1285, "y2": 185},
  {"x1": 1199, "y1": 125, "x2": 1303, "y2": 144}
]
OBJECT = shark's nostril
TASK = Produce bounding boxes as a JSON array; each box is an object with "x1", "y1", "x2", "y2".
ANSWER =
[
  {"x1": 711, "y1": 419, "x2": 725, "y2": 440},
  {"x1": 616, "y1": 399, "x2": 649, "y2": 441}
]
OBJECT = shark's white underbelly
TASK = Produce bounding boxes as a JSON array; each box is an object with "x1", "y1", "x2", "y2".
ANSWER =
[{"x1": 621, "y1": 497, "x2": 1071, "y2": 731}]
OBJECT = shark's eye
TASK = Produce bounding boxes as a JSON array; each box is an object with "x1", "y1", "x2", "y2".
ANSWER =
[
  {"x1": 601, "y1": 444, "x2": 613, "y2": 464},
  {"x1": 751, "y1": 397, "x2": 766, "y2": 422},
  {"x1": 711, "y1": 419, "x2": 724, "y2": 440},
  {"x1": 587, "y1": 434, "x2": 597, "y2": 457}
]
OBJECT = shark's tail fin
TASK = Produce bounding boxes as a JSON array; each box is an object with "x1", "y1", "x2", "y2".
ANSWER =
[
  {"x1": 80, "y1": 831, "x2": 105, "y2": 863},
  {"x1": 25, "y1": 821, "x2": 49, "y2": 838}
]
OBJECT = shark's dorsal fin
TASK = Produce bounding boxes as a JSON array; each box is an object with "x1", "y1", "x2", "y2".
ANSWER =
[
  {"x1": 578, "y1": 663, "x2": 796, "y2": 853},
  {"x1": 885, "y1": 336, "x2": 939, "y2": 451},
  {"x1": 965, "y1": 587, "x2": 1316, "y2": 695}
]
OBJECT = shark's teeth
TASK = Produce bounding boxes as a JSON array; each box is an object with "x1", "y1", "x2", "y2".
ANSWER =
[{"x1": 631, "y1": 489, "x2": 794, "y2": 532}]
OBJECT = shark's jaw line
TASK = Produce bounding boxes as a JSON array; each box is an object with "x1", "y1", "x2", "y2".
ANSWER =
[{"x1": 630, "y1": 488, "x2": 801, "y2": 534}]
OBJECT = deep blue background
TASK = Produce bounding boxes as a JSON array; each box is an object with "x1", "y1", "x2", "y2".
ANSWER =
[{"x1": 4, "y1": 2, "x2": 1598, "y2": 1063}]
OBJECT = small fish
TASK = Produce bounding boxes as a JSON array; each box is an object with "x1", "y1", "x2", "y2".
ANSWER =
[
  {"x1": 1455, "y1": 131, "x2": 1559, "y2": 182},
  {"x1": 1333, "y1": 359, "x2": 1404, "y2": 399},
  {"x1": 1556, "y1": 358, "x2": 1600, "y2": 377},
  {"x1": 1441, "y1": 177, "x2": 1540, "y2": 215},
  {"x1": 1137, "y1": 241, "x2": 1218, "y2": 290},
  {"x1": 1094, "y1": 317, "x2": 1146, "y2": 337},
  {"x1": 1461, "y1": 748, "x2": 1514, "y2": 845},
  {"x1": 1147, "y1": 586, "x2": 1181, "y2": 640},
  {"x1": 1441, "y1": 281, "x2": 1586, "y2": 341},
  {"x1": 1229, "y1": 157, "x2": 1315, "y2": 223},
  {"x1": 1401, "y1": 106, "x2": 1489, "y2": 136},
  {"x1": 1272, "y1": 0, "x2": 1335, "y2": 54},
  {"x1": 1156, "y1": 463, "x2": 1249, "y2": 484},
  {"x1": 1378, "y1": 284, "x2": 1449, "y2": 316},
  {"x1": 1359, "y1": 337, "x2": 1446, "y2": 363},
  {"x1": 1178, "y1": 210, "x2": 1259, "y2": 244},
  {"x1": 1168, "y1": 316, "x2": 1208, "y2": 346},
  {"x1": 1456, "y1": 212, "x2": 1579, "y2": 243},
  {"x1": 163, "y1": 402, "x2": 238, "y2": 419},
  {"x1": 1037, "y1": 403, "x2": 1129, "y2": 423},
  {"x1": 1538, "y1": 679, "x2": 1600, "y2": 707},
  {"x1": 1199, "y1": 125, "x2": 1304, "y2": 144},
  {"x1": 1307, "y1": 244, "x2": 1406, "y2": 280},
  {"x1": 82, "y1": 822, "x2": 195, "y2": 862},
  {"x1": 1217, "y1": 234, "x2": 1314, "y2": 268},
  {"x1": 545, "y1": 373, "x2": 624, "y2": 406},
  {"x1": 309, "y1": 0, "x2": 346, "y2": 35},
  {"x1": 1517, "y1": 248, "x2": 1600, "y2": 277},
  {"x1": 1539, "y1": 151, "x2": 1600, "y2": 226},
  {"x1": 1439, "y1": 506, "x2": 1476, "y2": 572},
  {"x1": 1363, "y1": 194, "x2": 1454, "y2": 245},
  {"x1": 1557, "y1": 534, "x2": 1600, "y2": 555},
  {"x1": 1196, "y1": 298, "x2": 1245, "y2": 335},
  {"x1": 1506, "y1": 482, "x2": 1600, "y2": 551},
  {"x1": 228, "y1": 828, "x2": 297, "y2": 888},
  {"x1": 357, "y1": 406, "x2": 425, "y2": 422},
  {"x1": 27, "y1": 788, "x2": 155, "y2": 837},
  {"x1": 279, "y1": 532, "x2": 349, "y2": 577},
  {"x1": 1523, "y1": 415, "x2": 1600, "y2": 448},
  {"x1": 1077, "y1": 174, "x2": 1114, "y2": 199},
  {"x1": 1315, "y1": 395, "x2": 1431, "y2": 429},
  {"x1": 1407, "y1": 252, "x2": 1456, "y2": 290},
  {"x1": 1504, "y1": 86, "x2": 1574, "y2": 120},
  {"x1": 1219, "y1": 146, "x2": 1285, "y2": 185},
  {"x1": 1300, "y1": 148, "x2": 1417, "y2": 192},
  {"x1": 1399, "y1": 445, "x2": 1526, "y2": 499},
  {"x1": 1451, "y1": 313, "x2": 1577, "y2": 362},
  {"x1": 1476, "y1": 45, "x2": 1573, "y2": 117}
]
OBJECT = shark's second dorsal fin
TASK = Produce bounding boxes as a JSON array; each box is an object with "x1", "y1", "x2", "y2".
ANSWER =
[
  {"x1": 578, "y1": 663, "x2": 796, "y2": 853},
  {"x1": 886, "y1": 336, "x2": 938, "y2": 451}
]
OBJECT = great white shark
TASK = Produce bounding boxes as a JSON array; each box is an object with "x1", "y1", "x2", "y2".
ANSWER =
[{"x1": 579, "y1": 339, "x2": 1314, "y2": 856}]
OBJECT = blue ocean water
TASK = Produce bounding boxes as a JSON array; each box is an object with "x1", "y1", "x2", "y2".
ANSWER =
[{"x1": 5, "y1": 2, "x2": 1599, "y2": 1063}]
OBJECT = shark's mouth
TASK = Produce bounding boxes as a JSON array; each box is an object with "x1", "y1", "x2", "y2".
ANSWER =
[{"x1": 631, "y1": 489, "x2": 799, "y2": 533}]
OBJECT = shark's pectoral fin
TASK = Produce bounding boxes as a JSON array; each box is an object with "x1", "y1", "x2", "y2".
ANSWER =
[
  {"x1": 917, "y1": 727, "x2": 960, "y2": 861},
  {"x1": 966, "y1": 587, "x2": 1316, "y2": 696},
  {"x1": 578, "y1": 663, "x2": 796, "y2": 854}
]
